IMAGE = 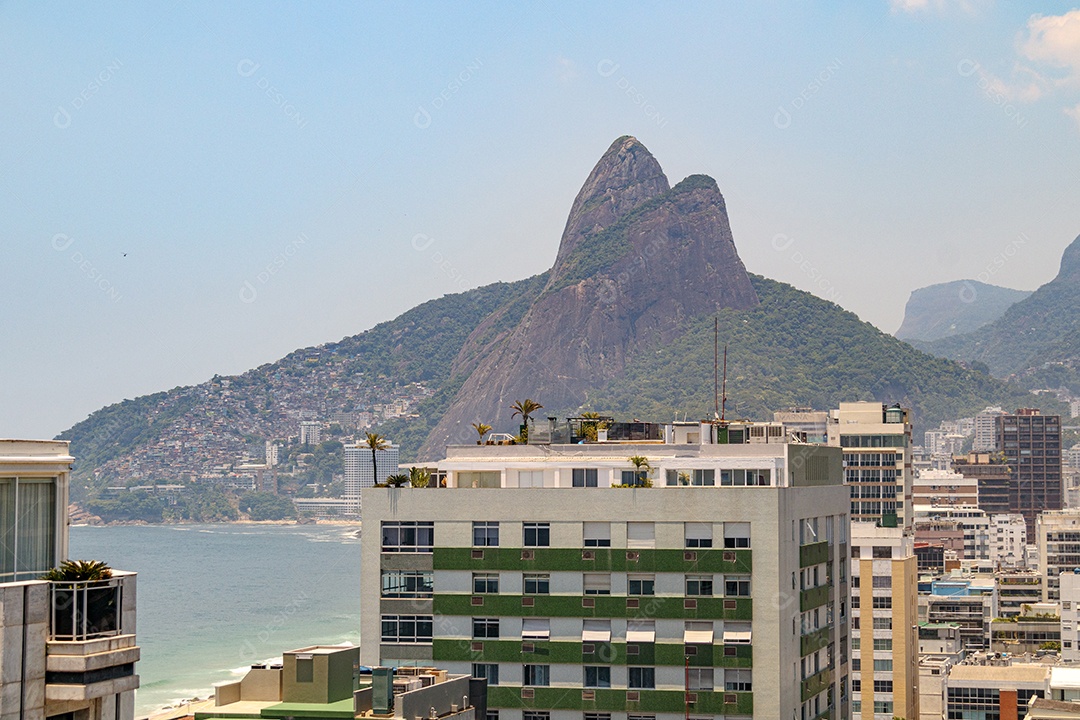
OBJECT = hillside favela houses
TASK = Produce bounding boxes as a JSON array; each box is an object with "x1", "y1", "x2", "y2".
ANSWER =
[{"x1": 0, "y1": 439, "x2": 139, "y2": 720}]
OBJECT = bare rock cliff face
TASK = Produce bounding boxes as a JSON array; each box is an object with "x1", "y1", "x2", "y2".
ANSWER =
[{"x1": 418, "y1": 136, "x2": 758, "y2": 457}]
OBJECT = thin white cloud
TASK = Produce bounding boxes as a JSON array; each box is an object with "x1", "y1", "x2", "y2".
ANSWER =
[
  {"x1": 889, "y1": 0, "x2": 983, "y2": 14},
  {"x1": 1020, "y1": 10, "x2": 1080, "y2": 87}
]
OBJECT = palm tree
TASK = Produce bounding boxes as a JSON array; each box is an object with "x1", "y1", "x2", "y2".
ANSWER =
[
  {"x1": 472, "y1": 422, "x2": 492, "y2": 445},
  {"x1": 510, "y1": 399, "x2": 543, "y2": 442},
  {"x1": 580, "y1": 411, "x2": 604, "y2": 442},
  {"x1": 42, "y1": 559, "x2": 113, "y2": 582},
  {"x1": 363, "y1": 431, "x2": 389, "y2": 486},
  {"x1": 628, "y1": 455, "x2": 652, "y2": 487},
  {"x1": 408, "y1": 466, "x2": 431, "y2": 488},
  {"x1": 385, "y1": 473, "x2": 410, "y2": 488}
]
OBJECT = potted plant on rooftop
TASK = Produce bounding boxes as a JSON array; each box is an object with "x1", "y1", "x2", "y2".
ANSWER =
[
  {"x1": 472, "y1": 422, "x2": 492, "y2": 445},
  {"x1": 510, "y1": 399, "x2": 543, "y2": 444},
  {"x1": 43, "y1": 560, "x2": 119, "y2": 639}
]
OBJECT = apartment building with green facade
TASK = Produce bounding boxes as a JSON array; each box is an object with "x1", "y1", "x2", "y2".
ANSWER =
[{"x1": 360, "y1": 424, "x2": 850, "y2": 720}]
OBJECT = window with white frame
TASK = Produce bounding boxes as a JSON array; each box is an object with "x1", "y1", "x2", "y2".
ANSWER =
[
  {"x1": 381, "y1": 522, "x2": 434, "y2": 553},
  {"x1": 724, "y1": 522, "x2": 750, "y2": 548},
  {"x1": 472, "y1": 521, "x2": 499, "y2": 547},
  {"x1": 688, "y1": 667, "x2": 714, "y2": 691},
  {"x1": 627, "y1": 522, "x2": 655, "y2": 549},
  {"x1": 685, "y1": 522, "x2": 713, "y2": 548},
  {"x1": 523, "y1": 573, "x2": 550, "y2": 595},
  {"x1": 583, "y1": 573, "x2": 611, "y2": 595},
  {"x1": 583, "y1": 522, "x2": 611, "y2": 547},
  {"x1": 627, "y1": 574, "x2": 655, "y2": 596},
  {"x1": 518, "y1": 470, "x2": 544, "y2": 488},
  {"x1": 523, "y1": 522, "x2": 550, "y2": 547},
  {"x1": 573, "y1": 468, "x2": 599, "y2": 487}
]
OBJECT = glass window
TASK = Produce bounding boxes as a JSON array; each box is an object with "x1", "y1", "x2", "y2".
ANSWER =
[
  {"x1": 725, "y1": 669, "x2": 752, "y2": 692},
  {"x1": 473, "y1": 522, "x2": 499, "y2": 547},
  {"x1": 473, "y1": 618, "x2": 499, "y2": 639},
  {"x1": 472, "y1": 663, "x2": 499, "y2": 686},
  {"x1": 523, "y1": 665, "x2": 550, "y2": 687},
  {"x1": 583, "y1": 666, "x2": 611, "y2": 688},
  {"x1": 381, "y1": 615, "x2": 433, "y2": 643},
  {"x1": 381, "y1": 570, "x2": 433, "y2": 598},
  {"x1": 381, "y1": 522, "x2": 434, "y2": 553},
  {"x1": 725, "y1": 576, "x2": 751, "y2": 597},
  {"x1": 724, "y1": 522, "x2": 751, "y2": 548},
  {"x1": 524, "y1": 573, "x2": 550, "y2": 595},
  {"x1": 524, "y1": 523, "x2": 550, "y2": 547},
  {"x1": 573, "y1": 469, "x2": 599, "y2": 487},
  {"x1": 685, "y1": 522, "x2": 713, "y2": 548},
  {"x1": 521, "y1": 618, "x2": 550, "y2": 641},
  {"x1": 628, "y1": 574, "x2": 655, "y2": 596},
  {"x1": 0, "y1": 478, "x2": 56, "y2": 581},
  {"x1": 519, "y1": 470, "x2": 544, "y2": 488},
  {"x1": 473, "y1": 573, "x2": 499, "y2": 594},
  {"x1": 686, "y1": 575, "x2": 713, "y2": 596},
  {"x1": 583, "y1": 573, "x2": 611, "y2": 595},
  {"x1": 523, "y1": 714, "x2": 549, "y2": 720},
  {"x1": 583, "y1": 522, "x2": 611, "y2": 547},
  {"x1": 688, "y1": 668, "x2": 714, "y2": 691},
  {"x1": 628, "y1": 667, "x2": 655, "y2": 689},
  {"x1": 873, "y1": 638, "x2": 892, "y2": 650}
]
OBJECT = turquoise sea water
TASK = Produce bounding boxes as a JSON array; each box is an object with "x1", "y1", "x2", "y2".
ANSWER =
[{"x1": 69, "y1": 524, "x2": 362, "y2": 717}]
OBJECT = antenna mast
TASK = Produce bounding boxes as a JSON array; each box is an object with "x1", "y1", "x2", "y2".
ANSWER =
[
  {"x1": 721, "y1": 344, "x2": 728, "y2": 423},
  {"x1": 714, "y1": 317, "x2": 719, "y2": 420}
]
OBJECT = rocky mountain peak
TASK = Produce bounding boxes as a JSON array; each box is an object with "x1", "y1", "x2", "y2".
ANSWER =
[
  {"x1": 1057, "y1": 233, "x2": 1080, "y2": 282},
  {"x1": 550, "y1": 136, "x2": 670, "y2": 276}
]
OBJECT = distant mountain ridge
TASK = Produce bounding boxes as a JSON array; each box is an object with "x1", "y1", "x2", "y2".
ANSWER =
[
  {"x1": 895, "y1": 280, "x2": 1031, "y2": 342},
  {"x1": 58, "y1": 137, "x2": 1067, "y2": 487},
  {"x1": 916, "y1": 234, "x2": 1080, "y2": 391}
]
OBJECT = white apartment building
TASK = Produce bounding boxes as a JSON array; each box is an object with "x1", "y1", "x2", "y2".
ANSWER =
[
  {"x1": 913, "y1": 469, "x2": 979, "y2": 508},
  {"x1": 1037, "y1": 510, "x2": 1080, "y2": 601},
  {"x1": 299, "y1": 420, "x2": 322, "y2": 446},
  {"x1": 973, "y1": 407, "x2": 1006, "y2": 452},
  {"x1": 1, "y1": 439, "x2": 139, "y2": 720},
  {"x1": 1060, "y1": 571, "x2": 1080, "y2": 661},
  {"x1": 361, "y1": 429, "x2": 850, "y2": 720},
  {"x1": 990, "y1": 514, "x2": 1027, "y2": 569},
  {"x1": 912, "y1": 506, "x2": 990, "y2": 561},
  {"x1": 344, "y1": 442, "x2": 400, "y2": 511}
]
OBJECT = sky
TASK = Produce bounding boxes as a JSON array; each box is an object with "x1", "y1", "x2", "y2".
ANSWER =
[{"x1": 4, "y1": 1, "x2": 1080, "y2": 439}]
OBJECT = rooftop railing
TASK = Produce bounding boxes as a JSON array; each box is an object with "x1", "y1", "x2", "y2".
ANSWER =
[{"x1": 49, "y1": 577, "x2": 124, "y2": 641}]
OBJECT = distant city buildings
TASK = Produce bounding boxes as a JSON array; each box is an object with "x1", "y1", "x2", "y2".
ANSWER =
[
  {"x1": 344, "y1": 442, "x2": 400, "y2": 511},
  {"x1": 974, "y1": 406, "x2": 1007, "y2": 452},
  {"x1": 300, "y1": 420, "x2": 322, "y2": 446}
]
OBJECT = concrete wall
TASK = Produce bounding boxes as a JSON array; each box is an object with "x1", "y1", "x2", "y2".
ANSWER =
[{"x1": 0, "y1": 581, "x2": 49, "y2": 720}]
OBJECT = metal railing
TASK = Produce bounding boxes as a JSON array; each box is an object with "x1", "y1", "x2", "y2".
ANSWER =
[{"x1": 49, "y1": 578, "x2": 124, "y2": 641}]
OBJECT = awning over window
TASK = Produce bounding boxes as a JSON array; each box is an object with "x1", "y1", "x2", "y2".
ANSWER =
[
  {"x1": 522, "y1": 618, "x2": 550, "y2": 640},
  {"x1": 684, "y1": 628, "x2": 714, "y2": 644},
  {"x1": 722, "y1": 630, "x2": 752, "y2": 644},
  {"x1": 626, "y1": 621, "x2": 655, "y2": 643},
  {"x1": 582, "y1": 620, "x2": 611, "y2": 642}
]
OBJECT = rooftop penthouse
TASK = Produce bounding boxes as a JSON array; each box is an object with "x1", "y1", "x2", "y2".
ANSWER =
[{"x1": 416, "y1": 418, "x2": 837, "y2": 490}]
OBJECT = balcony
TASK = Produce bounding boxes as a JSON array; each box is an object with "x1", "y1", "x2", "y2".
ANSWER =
[{"x1": 45, "y1": 571, "x2": 139, "y2": 702}]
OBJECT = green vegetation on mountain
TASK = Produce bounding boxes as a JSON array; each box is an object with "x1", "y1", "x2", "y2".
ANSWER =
[
  {"x1": 588, "y1": 276, "x2": 1064, "y2": 432},
  {"x1": 917, "y1": 234, "x2": 1080, "y2": 392},
  {"x1": 895, "y1": 280, "x2": 1031, "y2": 343}
]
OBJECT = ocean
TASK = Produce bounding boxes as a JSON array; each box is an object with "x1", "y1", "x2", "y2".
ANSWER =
[{"x1": 69, "y1": 524, "x2": 362, "y2": 717}]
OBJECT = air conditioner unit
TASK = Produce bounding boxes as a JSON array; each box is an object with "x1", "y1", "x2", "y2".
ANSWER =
[
  {"x1": 684, "y1": 599, "x2": 698, "y2": 610},
  {"x1": 521, "y1": 550, "x2": 535, "y2": 561},
  {"x1": 627, "y1": 644, "x2": 639, "y2": 655},
  {"x1": 627, "y1": 691, "x2": 640, "y2": 702},
  {"x1": 626, "y1": 598, "x2": 640, "y2": 609},
  {"x1": 685, "y1": 645, "x2": 698, "y2": 656},
  {"x1": 684, "y1": 551, "x2": 697, "y2": 562},
  {"x1": 471, "y1": 596, "x2": 484, "y2": 606},
  {"x1": 521, "y1": 688, "x2": 534, "y2": 699},
  {"x1": 724, "y1": 694, "x2": 737, "y2": 704},
  {"x1": 582, "y1": 597, "x2": 595, "y2": 608},
  {"x1": 582, "y1": 643, "x2": 595, "y2": 654},
  {"x1": 724, "y1": 599, "x2": 737, "y2": 610},
  {"x1": 723, "y1": 646, "x2": 737, "y2": 656},
  {"x1": 522, "y1": 597, "x2": 535, "y2": 607},
  {"x1": 626, "y1": 551, "x2": 640, "y2": 561},
  {"x1": 582, "y1": 690, "x2": 595, "y2": 701},
  {"x1": 582, "y1": 550, "x2": 595, "y2": 560},
  {"x1": 472, "y1": 549, "x2": 485, "y2": 560},
  {"x1": 723, "y1": 551, "x2": 737, "y2": 562},
  {"x1": 687, "y1": 693, "x2": 698, "y2": 704},
  {"x1": 471, "y1": 642, "x2": 484, "y2": 652},
  {"x1": 522, "y1": 643, "x2": 535, "y2": 653}
]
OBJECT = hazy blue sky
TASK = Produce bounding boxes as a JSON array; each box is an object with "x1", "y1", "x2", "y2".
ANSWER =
[{"x1": 5, "y1": 1, "x2": 1080, "y2": 438}]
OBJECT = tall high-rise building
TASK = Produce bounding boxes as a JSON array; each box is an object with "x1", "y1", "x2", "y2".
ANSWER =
[
  {"x1": 1, "y1": 439, "x2": 140, "y2": 720},
  {"x1": 829, "y1": 403, "x2": 919, "y2": 720},
  {"x1": 973, "y1": 407, "x2": 1006, "y2": 452},
  {"x1": 265, "y1": 440, "x2": 279, "y2": 467},
  {"x1": 997, "y1": 409, "x2": 1062, "y2": 536},
  {"x1": 344, "y1": 442, "x2": 400, "y2": 509},
  {"x1": 299, "y1": 420, "x2": 322, "y2": 446},
  {"x1": 362, "y1": 424, "x2": 850, "y2": 720},
  {"x1": 828, "y1": 401, "x2": 913, "y2": 529},
  {"x1": 952, "y1": 452, "x2": 1012, "y2": 515}
]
